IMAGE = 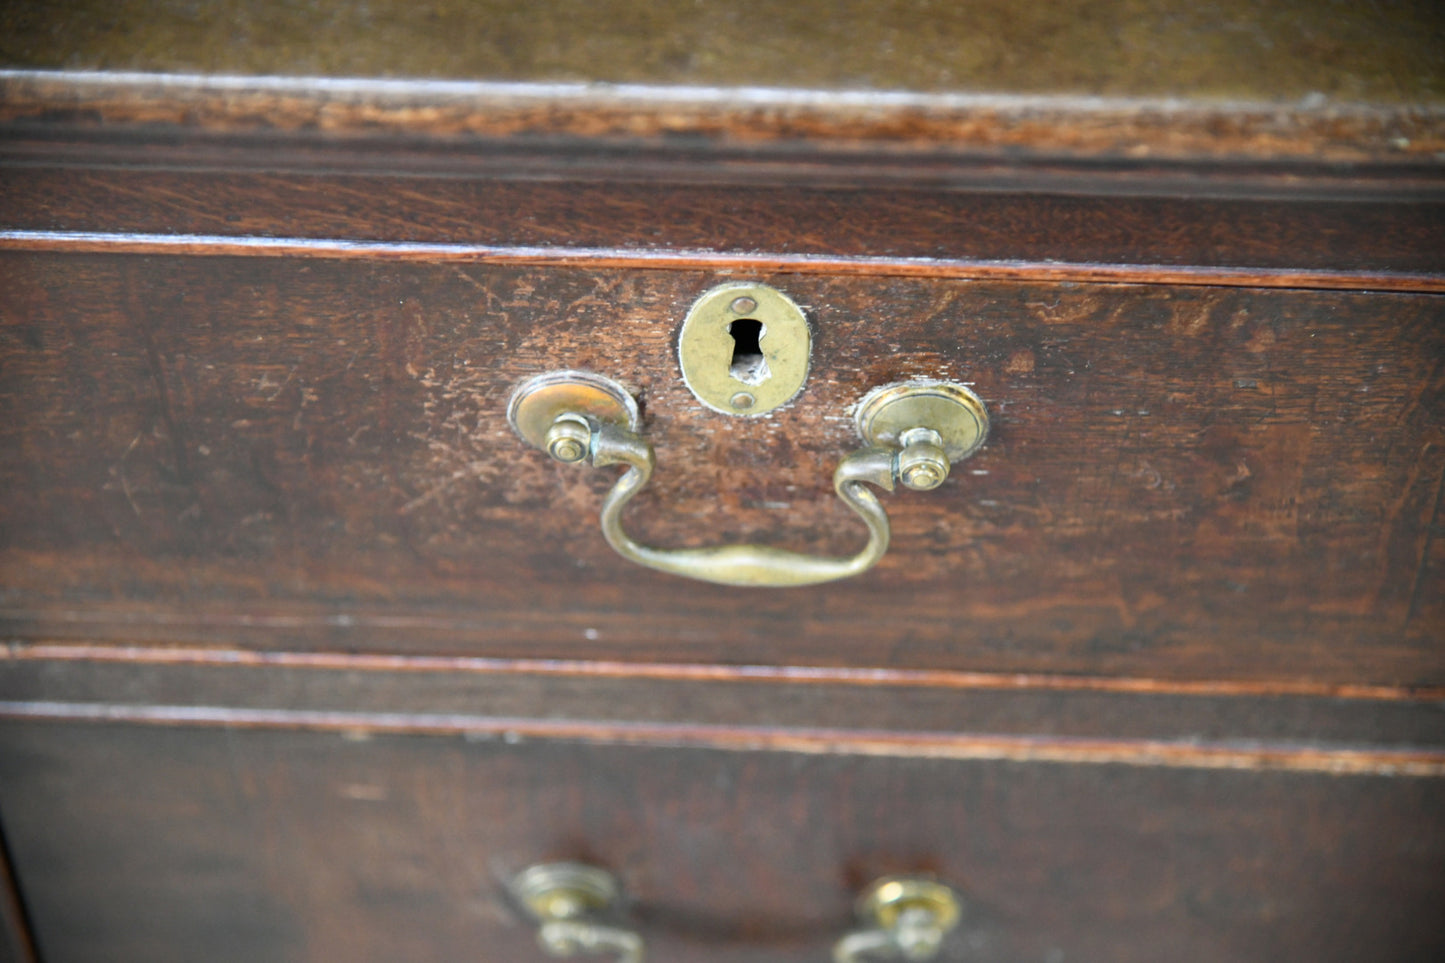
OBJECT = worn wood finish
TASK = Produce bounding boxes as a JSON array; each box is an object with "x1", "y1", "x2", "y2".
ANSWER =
[
  {"x1": 6, "y1": 124, "x2": 1444, "y2": 199},
  {"x1": 2, "y1": 38, "x2": 1443, "y2": 963},
  {"x1": 0, "y1": 61, "x2": 1442, "y2": 963},
  {"x1": 4, "y1": 644, "x2": 1444, "y2": 775},
  {"x1": 1, "y1": 722, "x2": 1442, "y2": 962},
  {"x1": 2, "y1": 251, "x2": 1441, "y2": 684},
  {"x1": 3, "y1": 138, "x2": 1443, "y2": 284},
  {"x1": 11, "y1": 232, "x2": 1444, "y2": 295},
  {"x1": 14, "y1": 641, "x2": 1445, "y2": 700},
  {"x1": 5, "y1": 1, "x2": 1445, "y2": 105},
  {"x1": 4, "y1": 71, "x2": 1445, "y2": 162}
]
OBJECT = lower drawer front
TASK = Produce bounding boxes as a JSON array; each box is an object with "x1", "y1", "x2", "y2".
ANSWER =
[{"x1": 1, "y1": 722, "x2": 1441, "y2": 962}]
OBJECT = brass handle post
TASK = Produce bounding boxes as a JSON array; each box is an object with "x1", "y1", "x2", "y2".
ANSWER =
[
  {"x1": 512, "y1": 863, "x2": 644, "y2": 963},
  {"x1": 833, "y1": 877, "x2": 962, "y2": 963}
]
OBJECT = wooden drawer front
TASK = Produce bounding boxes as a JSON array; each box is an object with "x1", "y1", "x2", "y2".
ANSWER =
[
  {"x1": 2, "y1": 252, "x2": 1442, "y2": 685},
  {"x1": 0, "y1": 720, "x2": 1441, "y2": 962}
]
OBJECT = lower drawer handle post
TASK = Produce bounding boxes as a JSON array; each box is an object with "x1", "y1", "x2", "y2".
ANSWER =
[
  {"x1": 834, "y1": 877, "x2": 963, "y2": 963},
  {"x1": 512, "y1": 862, "x2": 645, "y2": 963}
]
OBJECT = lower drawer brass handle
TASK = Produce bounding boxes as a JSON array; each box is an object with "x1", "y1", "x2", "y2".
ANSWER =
[
  {"x1": 834, "y1": 877, "x2": 962, "y2": 963},
  {"x1": 508, "y1": 372, "x2": 988, "y2": 588},
  {"x1": 512, "y1": 863, "x2": 645, "y2": 963}
]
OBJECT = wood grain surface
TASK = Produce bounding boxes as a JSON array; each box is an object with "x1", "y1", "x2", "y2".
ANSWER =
[
  {"x1": 4, "y1": 0, "x2": 1445, "y2": 106},
  {"x1": 1, "y1": 722, "x2": 1442, "y2": 962},
  {"x1": 4, "y1": 643, "x2": 1444, "y2": 775},
  {"x1": 2, "y1": 132, "x2": 1443, "y2": 285},
  {"x1": 1, "y1": 69, "x2": 1443, "y2": 963},
  {"x1": 4, "y1": 70, "x2": 1445, "y2": 162},
  {"x1": 2, "y1": 251, "x2": 1441, "y2": 684}
]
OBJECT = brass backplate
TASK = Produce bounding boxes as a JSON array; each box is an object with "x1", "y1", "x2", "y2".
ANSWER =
[
  {"x1": 855, "y1": 381, "x2": 989, "y2": 461},
  {"x1": 678, "y1": 282, "x2": 810, "y2": 416},
  {"x1": 508, "y1": 370, "x2": 639, "y2": 450}
]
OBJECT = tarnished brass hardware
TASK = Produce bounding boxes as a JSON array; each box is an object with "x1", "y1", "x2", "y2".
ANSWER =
[
  {"x1": 509, "y1": 370, "x2": 641, "y2": 452},
  {"x1": 507, "y1": 372, "x2": 988, "y2": 588},
  {"x1": 678, "y1": 281, "x2": 810, "y2": 416},
  {"x1": 833, "y1": 877, "x2": 963, "y2": 963},
  {"x1": 855, "y1": 381, "x2": 989, "y2": 471},
  {"x1": 545, "y1": 415, "x2": 594, "y2": 464},
  {"x1": 512, "y1": 862, "x2": 644, "y2": 963},
  {"x1": 894, "y1": 427, "x2": 951, "y2": 492}
]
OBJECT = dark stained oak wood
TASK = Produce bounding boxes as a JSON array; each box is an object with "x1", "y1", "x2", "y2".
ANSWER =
[
  {"x1": 1, "y1": 722, "x2": 1442, "y2": 962},
  {"x1": 0, "y1": 62, "x2": 1442, "y2": 963},
  {"x1": 7, "y1": 126, "x2": 1444, "y2": 196},
  {"x1": 1, "y1": 46, "x2": 1443, "y2": 963},
  {"x1": 3, "y1": 139, "x2": 1443, "y2": 282},
  {"x1": 14, "y1": 641, "x2": 1445, "y2": 700},
  {"x1": 4, "y1": 644, "x2": 1445, "y2": 775},
  {"x1": 2, "y1": 252, "x2": 1441, "y2": 685},
  {"x1": 8, "y1": 232, "x2": 1444, "y2": 295}
]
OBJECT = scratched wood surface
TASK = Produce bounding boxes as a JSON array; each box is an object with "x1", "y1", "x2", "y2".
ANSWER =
[
  {"x1": 1, "y1": 251, "x2": 1441, "y2": 684},
  {"x1": 1, "y1": 722, "x2": 1442, "y2": 963},
  {"x1": 1, "y1": 62, "x2": 1442, "y2": 963},
  {"x1": 2, "y1": 134, "x2": 1443, "y2": 283},
  {"x1": 5, "y1": 72, "x2": 1445, "y2": 163}
]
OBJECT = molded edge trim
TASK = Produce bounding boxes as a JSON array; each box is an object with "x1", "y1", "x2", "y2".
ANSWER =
[
  {"x1": 3, "y1": 699, "x2": 1443, "y2": 776},
  {"x1": 3, "y1": 69, "x2": 1443, "y2": 162},
  {"x1": 3, "y1": 230, "x2": 1442, "y2": 293}
]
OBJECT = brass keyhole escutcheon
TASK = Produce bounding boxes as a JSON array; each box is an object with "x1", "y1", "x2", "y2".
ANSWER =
[{"x1": 677, "y1": 282, "x2": 810, "y2": 416}]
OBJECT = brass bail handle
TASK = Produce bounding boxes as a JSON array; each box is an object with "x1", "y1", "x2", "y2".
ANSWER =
[
  {"x1": 508, "y1": 372, "x2": 989, "y2": 588},
  {"x1": 512, "y1": 863, "x2": 645, "y2": 963},
  {"x1": 833, "y1": 877, "x2": 963, "y2": 963}
]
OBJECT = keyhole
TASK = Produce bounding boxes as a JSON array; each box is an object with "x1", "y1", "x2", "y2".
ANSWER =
[{"x1": 728, "y1": 319, "x2": 771, "y2": 386}]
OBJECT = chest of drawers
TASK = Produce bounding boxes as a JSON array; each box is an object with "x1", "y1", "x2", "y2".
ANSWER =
[{"x1": 2, "y1": 15, "x2": 1444, "y2": 958}]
